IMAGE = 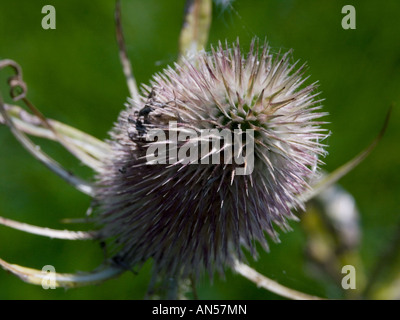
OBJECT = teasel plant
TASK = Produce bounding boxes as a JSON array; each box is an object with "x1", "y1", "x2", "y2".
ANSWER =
[{"x1": 0, "y1": 0, "x2": 392, "y2": 299}]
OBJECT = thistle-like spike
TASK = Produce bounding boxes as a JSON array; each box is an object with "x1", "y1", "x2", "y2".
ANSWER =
[
  {"x1": 233, "y1": 260, "x2": 324, "y2": 300},
  {"x1": 0, "y1": 59, "x2": 107, "y2": 172},
  {"x1": 0, "y1": 258, "x2": 124, "y2": 288},
  {"x1": 0, "y1": 216, "x2": 96, "y2": 240},
  {"x1": 115, "y1": 0, "x2": 140, "y2": 102},
  {"x1": 1, "y1": 104, "x2": 110, "y2": 169},
  {"x1": 0, "y1": 94, "x2": 94, "y2": 196},
  {"x1": 95, "y1": 38, "x2": 328, "y2": 282},
  {"x1": 299, "y1": 107, "x2": 391, "y2": 203}
]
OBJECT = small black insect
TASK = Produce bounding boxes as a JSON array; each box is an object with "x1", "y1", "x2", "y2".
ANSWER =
[
  {"x1": 134, "y1": 119, "x2": 147, "y2": 137},
  {"x1": 127, "y1": 88, "x2": 176, "y2": 142},
  {"x1": 127, "y1": 89, "x2": 157, "y2": 138},
  {"x1": 138, "y1": 105, "x2": 153, "y2": 123},
  {"x1": 138, "y1": 89, "x2": 157, "y2": 122}
]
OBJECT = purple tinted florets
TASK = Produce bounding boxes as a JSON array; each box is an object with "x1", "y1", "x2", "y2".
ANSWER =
[{"x1": 95, "y1": 39, "x2": 328, "y2": 280}]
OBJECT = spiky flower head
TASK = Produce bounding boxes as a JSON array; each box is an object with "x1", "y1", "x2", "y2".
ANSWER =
[{"x1": 95, "y1": 39, "x2": 328, "y2": 280}]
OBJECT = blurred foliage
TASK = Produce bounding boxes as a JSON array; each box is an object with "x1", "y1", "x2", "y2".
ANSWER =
[{"x1": 0, "y1": 0, "x2": 399, "y2": 299}]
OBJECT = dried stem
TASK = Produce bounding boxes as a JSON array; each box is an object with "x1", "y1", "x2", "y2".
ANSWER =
[
  {"x1": 233, "y1": 260, "x2": 325, "y2": 300},
  {"x1": 300, "y1": 107, "x2": 392, "y2": 203},
  {"x1": 1, "y1": 104, "x2": 110, "y2": 167},
  {"x1": 115, "y1": 0, "x2": 140, "y2": 102},
  {"x1": 0, "y1": 94, "x2": 94, "y2": 196},
  {"x1": 0, "y1": 216, "x2": 96, "y2": 240},
  {"x1": 179, "y1": 0, "x2": 212, "y2": 62},
  {"x1": 0, "y1": 59, "x2": 105, "y2": 172},
  {"x1": 0, "y1": 258, "x2": 124, "y2": 288}
]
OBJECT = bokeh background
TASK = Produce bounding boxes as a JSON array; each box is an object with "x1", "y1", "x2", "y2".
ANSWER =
[{"x1": 0, "y1": 0, "x2": 399, "y2": 299}]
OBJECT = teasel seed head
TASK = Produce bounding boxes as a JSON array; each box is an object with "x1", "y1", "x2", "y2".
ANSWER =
[{"x1": 95, "y1": 38, "x2": 328, "y2": 280}]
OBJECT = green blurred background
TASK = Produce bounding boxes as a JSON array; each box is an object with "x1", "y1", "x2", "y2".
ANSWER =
[{"x1": 0, "y1": 0, "x2": 399, "y2": 299}]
